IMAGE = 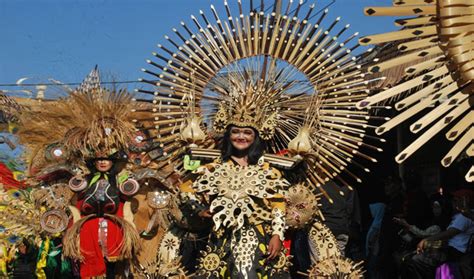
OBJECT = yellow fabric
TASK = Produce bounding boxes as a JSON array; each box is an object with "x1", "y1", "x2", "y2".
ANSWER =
[
  {"x1": 269, "y1": 197, "x2": 286, "y2": 211},
  {"x1": 36, "y1": 238, "x2": 50, "y2": 279},
  {"x1": 0, "y1": 244, "x2": 7, "y2": 276},
  {"x1": 179, "y1": 179, "x2": 194, "y2": 193}
]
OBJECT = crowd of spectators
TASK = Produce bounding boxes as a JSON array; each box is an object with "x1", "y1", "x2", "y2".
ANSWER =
[{"x1": 311, "y1": 171, "x2": 474, "y2": 279}]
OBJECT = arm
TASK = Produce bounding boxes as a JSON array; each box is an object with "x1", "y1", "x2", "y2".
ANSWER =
[
  {"x1": 267, "y1": 195, "x2": 286, "y2": 259},
  {"x1": 417, "y1": 222, "x2": 462, "y2": 253},
  {"x1": 408, "y1": 225, "x2": 441, "y2": 238},
  {"x1": 269, "y1": 195, "x2": 286, "y2": 241},
  {"x1": 393, "y1": 218, "x2": 441, "y2": 238}
]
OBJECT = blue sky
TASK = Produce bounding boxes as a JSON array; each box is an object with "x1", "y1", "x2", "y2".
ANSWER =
[
  {"x1": 0, "y1": 0, "x2": 396, "y2": 166},
  {"x1": 0, "y1": 0, "x2": 394, "y2": 94}
]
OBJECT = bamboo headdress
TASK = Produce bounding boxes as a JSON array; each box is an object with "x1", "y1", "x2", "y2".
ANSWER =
[
  {"x1": 213, "y1": 86, "x2": 278, "y2": 140},
  {"x1": 16, "y1": 67, "x2": 136, "y2": 171},
  {"x1": 134, "y1": 0, "x2": 382, "y2": 189}
]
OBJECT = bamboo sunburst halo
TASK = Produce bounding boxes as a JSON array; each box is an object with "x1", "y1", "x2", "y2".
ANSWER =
[
  {"x1": 133, "y1": 0, "x2": 384, "y2": 189},
  {"x1": 357, "y1": 0, "x2": 474, "y2": 182}
]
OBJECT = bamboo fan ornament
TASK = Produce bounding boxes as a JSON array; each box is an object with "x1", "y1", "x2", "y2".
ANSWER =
[
  {"x1": 358, "y1": 0, "x2": 474, "y2": 181},
  {"x1": 134, "y1": 0, "x2": 381, "y2": 189}
]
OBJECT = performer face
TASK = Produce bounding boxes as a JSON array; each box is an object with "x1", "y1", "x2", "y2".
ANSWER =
[
  {"x1": 95, "y1": 159, "x2": 113, "y2": 172},
  {"x1": 230, "y1": 126, "x2": 255, "y2": 151}
]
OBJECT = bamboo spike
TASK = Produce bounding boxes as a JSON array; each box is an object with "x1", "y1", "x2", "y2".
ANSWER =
[
  {"x1": 405, "y1": 55, "x2": 445, "y2": 75},
  {"x1": 364, "y1": 6, "x2": 436, "y2": 17},
  {"x1": 295, "y1": 28, "x2": 324, "y2": 70},
  {"x1": 326, "y1": 17, "x2": 341, "y2": 34},
  {"x1": 393, "y1": 0, "x2": 436, "y2": 5},
  {"x1": 315, "y1": 8, "x2": 328, "y2": 27},
  {"x1": 224, "y1": 1, "x2": 235, "y2": 31},
  {"x1": 395, "y1": 16, "x2": 437, "y2": 26},
  {"x1": 359, "y1": 26, "x2": 437, "y2": 45},
  {"x1": 466, "y1": 166, "x2": 474, "y2": 182},
  {"x1": 301, "y1": 35, "x2": 333, "y2": 73},
  {"x1": 398, "y1": 36, "x2": 439, "y2": 52},
  {"x1": 286, "y1": 20, "x2": 306, "y2": 62},
  {"x1": 267, "y1": 14, "x2": 282, "y2": 56},
  {"x1": 235, "y1": 18, "x2": 248, "y2": 58},
  {"x1": 293, "y1": 25, "x2": 321, "y2": 67},
  {"x1": 441, "y1": 15, "x2": 474, "y2": 29},
  {"x1": 153, "y1": 118, "x2": 186, "y2": 126},
  {"x1": 369, "y1": 45, "x2": 443, "y2": 73},
  {"x1": 441, "y1": 126, "x2": 474, "y2": 167},
  {"x1": 135, "y1": 88, "x2": 156, "y2": 96},
  {"x1": 210, "y1": 5, "x2": 225, "y2": 34},
  {"x1": 293, "y1": 0, "x2": 304, "y2": 19},
  {"x1": 395, "y1": 75, "x2": 453, "y2": 110},
  {"x1": 275, "y1": 15, "x2": 293, "y2": 58},
  {"x1": 446, "y1": 111, "x2": 474, "y2": 141},
  {"x1": 252, "y1": 12, "x2": 260, "y2": 54},
  {"x1": 244, "y1": 16, "x2": 253, "y2": 56},
  {"x1": 224, "y1": 21, "x2": 241, "y2": 59},
  {"x1": 210, "y1": 25, "x2": 234, "y2": 61},
  {"x1": 396, "y1": 97, "x2": 472, "y2": 163},
  {"x1": 357, "y1": 65, "x2": 449, "y2": 108},
  {"x1": 377, "y1": 81, "x2": 457, "y2": 135},
  {"x1": 467, "y1": 143, "x2": 474, "y2": 157},
  {"x1": 196, "y1": 30, "x2": 225, "y2": 68},
  {"x1": 410, "y1": 90, "x2": 469, "y2": 134}
]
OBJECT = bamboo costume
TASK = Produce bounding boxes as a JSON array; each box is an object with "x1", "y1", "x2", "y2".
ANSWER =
[
  {"x1": 132, "y1": 0, "x2": 381, "y2": 277},
  {"x1": 181, "y1": 157, "x2": 289, "y2": 278}
]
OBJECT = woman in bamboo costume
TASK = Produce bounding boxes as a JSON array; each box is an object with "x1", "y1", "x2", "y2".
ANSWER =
[
  {"x1": 180, "y1": 98, "x2": 291, "y2": 278},
  {"x1": 132, "y1": 1, "x2": 381, "y2": 277}
]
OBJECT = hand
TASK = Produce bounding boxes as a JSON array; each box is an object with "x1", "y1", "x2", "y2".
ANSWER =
[
  {"x1": 198, "y1": 209, "x2": 213, "y2": 218},
  {"x1": 267, "y1": 235, "x2": 282, "y2": 260},
  {"x1": 393, "y1": 217, "x2": 410, "y2": 229},
  {"x1": 416, "y1": 239, "x2": 427, "y2": 254}
]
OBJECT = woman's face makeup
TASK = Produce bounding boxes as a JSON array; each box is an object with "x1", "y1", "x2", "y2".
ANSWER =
[
  {"x1": 95, "y1": 159, "x2": 113, "y2": 172},
  {"x1": 230, "y1": 126, "x2": 255, "y2": 151}
]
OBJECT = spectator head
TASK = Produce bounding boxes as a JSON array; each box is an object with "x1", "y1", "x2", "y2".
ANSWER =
[{"x1": 451, "y1": 189, "x2": 474, "y2": 212}]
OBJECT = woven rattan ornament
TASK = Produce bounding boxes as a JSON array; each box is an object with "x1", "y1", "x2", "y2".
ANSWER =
[
  {"x1": 358, "y1": 0, "x2": 474, "y2": 182},
  {"x1": 285, "y1": 183, "x2": 322, "y2": 229}
]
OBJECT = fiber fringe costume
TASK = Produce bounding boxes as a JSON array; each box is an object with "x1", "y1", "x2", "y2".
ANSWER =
[
  {"x1": 3, "y1": 68, "x2": 143, "y2": 278},
  {"x1": 1, "y1": 71, "x2": 189, "y2": 277}
]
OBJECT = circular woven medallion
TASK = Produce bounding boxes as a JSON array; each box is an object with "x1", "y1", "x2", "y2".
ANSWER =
[{"x1": 40, "y1": 209, "x2": 69, "y2": 234}]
